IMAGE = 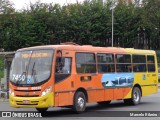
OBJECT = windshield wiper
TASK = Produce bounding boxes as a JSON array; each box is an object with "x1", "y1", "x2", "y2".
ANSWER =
[
  {"x1": 16, "y1": 63, "x2": 28, "y2": 85},
  {"x1": 31, "y1": 62, "x2": 38, "y2": 84}
]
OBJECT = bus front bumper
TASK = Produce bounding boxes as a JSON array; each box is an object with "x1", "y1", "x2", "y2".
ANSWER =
[{"x1": 9, "y1": 92, "x2": 54, "y2": 108}]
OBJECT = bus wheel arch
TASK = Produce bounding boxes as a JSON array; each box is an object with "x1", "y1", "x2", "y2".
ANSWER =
[
  {"x1": 124, "y1": 84, "x2": 142, "y2": 105},
  {"x1": 133, "y1": 84, "x2": 142, "y2": 96},
  {"x1": 74, "y1": 88, "x2": 88, "y2": 102},
  {"x1": 72, "y1": 88, "x2": 88, "y2": 113}
]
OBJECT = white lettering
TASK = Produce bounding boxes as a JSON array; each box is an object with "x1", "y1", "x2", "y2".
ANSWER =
[
  {"x1": 17, "y1": 87, "x2": 28, "y2": 90},
  {"x1": 12, "y1": 74, "x2": 26, "y2": 82},
  {"x1": 130, "y1": 113, "x2": 144, "y2": 117},
  {"x1": 28, "y1": 113, "x2": 42, "y2": 117},
  {"x1": 31, "y1": 87, "x2": 41, "y2": 90}
]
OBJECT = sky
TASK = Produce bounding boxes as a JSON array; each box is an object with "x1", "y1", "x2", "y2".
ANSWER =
[{"x1": 11, "y1": 0, "x2": 85, "y2": 10}]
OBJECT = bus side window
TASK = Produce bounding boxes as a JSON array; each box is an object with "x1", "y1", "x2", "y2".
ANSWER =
[
  {"x1": 55, "y1": 57, "x2": 63, "y2": 73},
  {"x1": 133, "y1": 55, "x2": 146, "y2": 72},
  {"x1": 56, "y1": 57, "x2": 71, "y2": 74},
  {"x1": 147, "y1": 55, "x2": 155, "y2": 72},
  {"x1": 62, "y1": 58, "x2": 71, "y2": 74},
  {"x1": 76, "y1": 53, "x2": 96, "y2": 74},
  {"x1": 97, "y1": 53, "x2": 115, "y2": 73},
  {"x1": 116, "y1": 54, "x2": 132, "y2": 73}
]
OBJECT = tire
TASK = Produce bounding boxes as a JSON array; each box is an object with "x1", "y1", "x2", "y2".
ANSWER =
[
  {"x1": 97, "y1": 100, "x2": 111, "y2": 106},
  {"x1": 124, "y1": 87, "x2": 141, "y2": 105},
  {"x1": 72, "y1": 91, "x2": 86, "y2": 113},
  {"x1": 36, "y1": 108, "x2": 48, "y2": 113}
]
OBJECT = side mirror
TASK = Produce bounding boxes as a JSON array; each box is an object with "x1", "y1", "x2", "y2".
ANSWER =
[
  {"x1": 61, "y1": 58, "x2": 65, "y2": 67},
  {"x1": 56, "y1": 57, "x2": 65, "y2": 73},
  {"x1": 56, "y1": 50, "x2": 65, "y2": 67},
  {"x1": 57, "y1": 50, "x2": 62, "y2": 57},
  {"x1": 57, "y1": 57, "x2": 65, "y2": 67}
]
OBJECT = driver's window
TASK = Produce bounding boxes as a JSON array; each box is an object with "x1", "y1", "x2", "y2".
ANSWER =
[{"x1": 55, "y1": 57, "x2": 71, "y2": 74}]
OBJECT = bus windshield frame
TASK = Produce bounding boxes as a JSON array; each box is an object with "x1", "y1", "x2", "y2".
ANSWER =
[{"x1": 9, "y1": 49, "x2": 54, "y2": 86}]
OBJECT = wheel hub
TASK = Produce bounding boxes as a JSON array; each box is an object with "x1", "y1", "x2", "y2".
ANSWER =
[
  {"x1": 133, "y1": 91, "x2": 139, "y2": 102},
  {"x1": 77, "y1": 97, "x2": 84, "y2": 108}
]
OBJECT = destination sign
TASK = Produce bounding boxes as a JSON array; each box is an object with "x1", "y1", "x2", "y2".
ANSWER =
[{"x1": 21, "y1": 53, "x2": 51, "y2": 58}]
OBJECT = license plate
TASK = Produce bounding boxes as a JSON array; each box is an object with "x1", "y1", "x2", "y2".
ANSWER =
[{"x1": 23, "y1": 100, "x2": 30, "y2": 104}]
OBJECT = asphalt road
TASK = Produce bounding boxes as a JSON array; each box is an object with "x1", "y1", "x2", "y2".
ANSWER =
[{"x1": 0, "y1": 89, "x2": 160, "y2": 120}]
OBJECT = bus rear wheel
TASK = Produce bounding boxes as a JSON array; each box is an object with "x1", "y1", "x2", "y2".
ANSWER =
[
  {"x1": 124, "y1": 87, "x2": 141, "y2": 105},
  {"x1": 72, "y1": 91, "x2": 86, "y2": 113},
  {"x1": 36, "y1": 108, "x2": 48, "y2": 113},
  {"x1": 97, "y1": 100, "x2": 111, "y2": 106}
]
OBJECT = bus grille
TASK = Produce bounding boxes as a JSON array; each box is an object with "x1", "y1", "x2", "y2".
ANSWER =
[
  {"x1": 16, "y1": 95, "x2": 39, "y2": 97},
  {"x1": 16, "y1": 101, "x2": 39, "y2": 105},
  {"x1": 14, "y1": 90, "x2": 41, "y2": 92}
]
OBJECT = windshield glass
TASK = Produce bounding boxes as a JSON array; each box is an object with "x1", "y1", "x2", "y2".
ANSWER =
[{"x1": 10, "y1": 49, "x2": 54, "y2": 85}]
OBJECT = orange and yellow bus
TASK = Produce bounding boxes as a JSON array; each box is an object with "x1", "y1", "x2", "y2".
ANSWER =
[{"x1": 9, "y1": 42, "x2": 158, "y2": 113}]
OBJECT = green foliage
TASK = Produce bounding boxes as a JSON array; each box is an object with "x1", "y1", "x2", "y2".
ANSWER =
[
  {"x1": 0, "y1": 0, "x2": 160, "y2": 51},
  {"x1": 157, "y1": 53, "x2": 160, "y2": 64},
  {"x1": 0, "y1": 0, "x2": 14, "y2": 14}
]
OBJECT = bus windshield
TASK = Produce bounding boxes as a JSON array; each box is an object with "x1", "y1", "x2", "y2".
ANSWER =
[{"x1": 10, "y1": 49, "x2": 54, "y2": 85}]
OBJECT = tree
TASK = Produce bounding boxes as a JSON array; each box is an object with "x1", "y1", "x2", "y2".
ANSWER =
[
  {"x1": 0, "y1": 0, "x2": 160, "y2": 51},
  {"x1": 142, "y1": 0, "x2": 160, "y2": 49},
  {"x1": 0, "y1": 0, "x2": 14, "y2": 14}
]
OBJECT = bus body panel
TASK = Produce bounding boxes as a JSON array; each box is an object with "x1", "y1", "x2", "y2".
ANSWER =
[
  {"x1": 124, "y1": 49, "x2": 158, "y2": 97},
  {"x1": 9, "y1": 92, "x2": 54, "y2": 108},
  {"x1": 9, "y1": 45, "x2": 158, "y2": 109},
  {"x1": 9, "y1": 82, "x2": 55, "y2": 108}
]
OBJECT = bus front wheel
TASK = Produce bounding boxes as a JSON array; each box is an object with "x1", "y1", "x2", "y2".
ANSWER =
[
  {"x1": 72, "y1": 91, "x2": 86, "y2": 113},
  {"x1": 124, "y1": 87, "x2": 141, "y2": 105}
]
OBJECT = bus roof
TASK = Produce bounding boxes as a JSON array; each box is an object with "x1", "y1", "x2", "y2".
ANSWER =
[
  {"x1": 125, "y1": 48, "x2": 155, "y2": 55},
  {"x1": 17, "y1": 44, "x2": 155, "y2": 55}
]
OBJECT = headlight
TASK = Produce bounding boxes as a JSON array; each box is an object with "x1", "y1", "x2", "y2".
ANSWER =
[
  {"x1": 9, "y1": 89, "x2": 14, "y2": 97},
  {"x1": 41, "y1": 86, "x2": 52, "y2": 97}
]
